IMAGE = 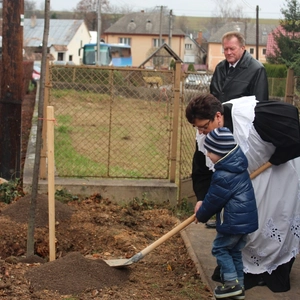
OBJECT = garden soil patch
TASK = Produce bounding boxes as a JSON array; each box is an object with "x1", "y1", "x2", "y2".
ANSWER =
[
  {"x1": 0, "y1": 82, "x2": 213, "y2": 299},
  {"x1": 0, "y1": 194, "x2": 213, "y2": 299}
]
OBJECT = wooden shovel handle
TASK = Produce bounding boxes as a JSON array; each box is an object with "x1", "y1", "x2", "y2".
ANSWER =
[
  {"x1": 139, "y1": 161, "x2": 272, "y2": 259},
  {"x1": 250, "y1": 161, "x2": 272, "y2": 180},
  {"x1": 139, "y1": 214, "x2": 196, "y2": 258}
]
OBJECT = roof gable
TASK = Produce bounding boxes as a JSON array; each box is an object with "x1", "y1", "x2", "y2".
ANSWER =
[
  {"x1": 23, "y1": 18, "x2": 88, "y2": 47},
  {"x1": 138, "y1": 42, "x2": 183, "y2": 68},
  {"x1": 266, "y1": 25, "x2": 300, "y2": 56},
  {"x1": 208, "y1": 21, "x2": 276, "y2": 46},
  {"x1": 105, "y1": 12, "x2": 185, "y2": 36}
]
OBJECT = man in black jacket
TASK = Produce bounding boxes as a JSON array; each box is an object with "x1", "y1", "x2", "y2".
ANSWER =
[
  {"x1": 210, "y1": 31, "x2": 269, "y2": 102},
  {"x1": 193, "y1": 31, "x2": 269, "y2": 228}
]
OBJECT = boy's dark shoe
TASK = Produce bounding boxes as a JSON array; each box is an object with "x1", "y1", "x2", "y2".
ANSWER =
[
  {"x1": 214, "y1": 280, "x2": 243, "y2": 299},
  {"x1": 230, "y1": 288, "x2": 245, "y2": 299}
]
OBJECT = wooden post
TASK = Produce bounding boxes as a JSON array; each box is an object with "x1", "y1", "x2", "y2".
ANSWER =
[
  {"x1": 169, "y1": 61, "x2": 181, "y2": 183},
  {"x1": 47, "y1": 106, "x2": 56, "y2": 261},
  {"x1": 0, "y1": 0, "x2": 24, "y2": 180},
  {"x1": 40, "y1": 58, "x2": 50, "y2": 179},
  {"x1": 285, "y1": 68, "x2": 294, "y2": 104}
]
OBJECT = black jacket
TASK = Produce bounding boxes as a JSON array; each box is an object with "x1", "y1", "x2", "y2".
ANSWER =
[
  {"x1": 192, "y1": 101, "x2": 300, "y2": 200},
  {"x1": 210, "y1": 51, "x2": 269, "y2": 102}
]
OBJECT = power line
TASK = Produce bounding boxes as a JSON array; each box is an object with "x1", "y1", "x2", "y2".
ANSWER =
[{"x1": 241, "y1": 0, "x2": 257, "y2": 11}]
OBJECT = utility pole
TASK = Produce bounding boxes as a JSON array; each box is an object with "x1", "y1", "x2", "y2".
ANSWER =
[
  {"x1": 256, "y1": 5, "x2": 259, "y2": 60},
  {"x1": 169, "y1": 9, "x2": 173, "y2": 48},
  {"x1": 96, "y1": 0, "x2": 102, "y2": 66},
  {"x1": 0, "y1": 0, "x2": 24, "y2": 180},
  {"x1": 159, "y1": 6, "x2": 163, "y2": 47}
]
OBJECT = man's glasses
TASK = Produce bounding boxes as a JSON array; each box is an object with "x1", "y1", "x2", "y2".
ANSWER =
[{"x1": 193, "y1": 120, "x2": 211, "y2": 131}]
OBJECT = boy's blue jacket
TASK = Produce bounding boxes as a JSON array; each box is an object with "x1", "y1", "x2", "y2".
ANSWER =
[{"x1": 196, "y1": 145, "x2": 258, "y2": 235}]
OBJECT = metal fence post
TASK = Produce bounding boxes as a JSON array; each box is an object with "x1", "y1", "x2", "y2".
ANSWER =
[
  {"x1": 169, "y1": 61, "x2": 181, "y2": 183},
  {"x1": 285, "y1": 68, "x2": 294, "y2": 104}
]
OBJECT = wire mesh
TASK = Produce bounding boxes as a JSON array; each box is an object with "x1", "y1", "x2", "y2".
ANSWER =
[
  {"x1": 48, "y1": 65, "x2": 174, "y2": 179},
  {"x1": 179, "y1": 72, "x2": 212, "y2": 180},
  {"x1": 267, "y1": 77, "x2": 286, "y2": 99}
]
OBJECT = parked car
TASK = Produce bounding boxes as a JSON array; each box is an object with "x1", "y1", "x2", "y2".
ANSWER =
[
  {"x1": 184, "y1": 73, "x2": 212, "y2": 89},
  {"x1": 32, "y1": 64, "x2": 41, "y2": 81}
]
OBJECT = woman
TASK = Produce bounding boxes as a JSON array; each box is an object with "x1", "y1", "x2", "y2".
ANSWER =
[{"x1": 186, "y1": 94, "x2": 300, "y2": 292}]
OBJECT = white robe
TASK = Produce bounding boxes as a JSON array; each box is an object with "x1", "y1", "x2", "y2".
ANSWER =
[{"x1": 196, "y1": 96, "x2": 300, "y2": 274}]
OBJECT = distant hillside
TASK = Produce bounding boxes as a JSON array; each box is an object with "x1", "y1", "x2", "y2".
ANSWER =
[
  {"x1": 174, "y1": 15, "x2": 279, "y2": 33},
  {"x1": 173, "y1": 16, "x2": 279, "y2": 42}
]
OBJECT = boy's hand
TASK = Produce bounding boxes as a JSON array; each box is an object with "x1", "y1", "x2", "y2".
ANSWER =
[{"x1": 194, "y1": 201, "x2": 203, "y2": 223}]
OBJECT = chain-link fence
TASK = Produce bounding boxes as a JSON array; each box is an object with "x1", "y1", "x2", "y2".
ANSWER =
[
  {"x1": 179, "y1": 72, "x2": 212, "y2": 180},
  {"x1": 294, "y1": 76, "x2": 300, "y2": 111},
  {"x1": 268, "y1": 77, "x2": 286, "y2": 99},
  {"x1": 47, "y1": 65, "x2": 174, "y2": 179},
  {"x1": 43, "y1": 64, "x2": 292, "y2": 203}
]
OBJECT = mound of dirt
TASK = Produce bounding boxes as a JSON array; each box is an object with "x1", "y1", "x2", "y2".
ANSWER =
[
  {"x1": 25, "y1": 252, "x2": 130, "y2": 294},
  {"x1": 1, "y1": 194, "x2": 73, "y2": 227}
]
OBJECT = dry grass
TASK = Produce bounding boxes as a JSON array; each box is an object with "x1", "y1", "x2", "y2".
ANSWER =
[{"x1": 51, "y1": 89, "x2": 173, "y2": 178}]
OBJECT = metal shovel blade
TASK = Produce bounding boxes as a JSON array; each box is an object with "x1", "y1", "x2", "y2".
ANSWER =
[{"x1": 104, "y1": 258, "x2": 134, "y2": 267}]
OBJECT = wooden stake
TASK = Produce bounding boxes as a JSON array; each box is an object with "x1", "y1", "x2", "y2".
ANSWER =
[{"x1": 47, "y1": 106, "x2": 56, "y2": 261}]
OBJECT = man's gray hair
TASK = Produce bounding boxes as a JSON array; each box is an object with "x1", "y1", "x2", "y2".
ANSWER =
[{"x1": 222, "y1": 31, "x2": 246, "y2": 47}]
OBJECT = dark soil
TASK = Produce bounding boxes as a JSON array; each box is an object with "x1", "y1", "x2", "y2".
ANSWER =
[{"x1": 0, "y1": 194, "x2": 213, "y2": 299}]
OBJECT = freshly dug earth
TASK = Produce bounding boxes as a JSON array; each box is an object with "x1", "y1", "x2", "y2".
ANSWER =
[{"x1": 0, "y1": 194, "x2": 213, "y2": 299}]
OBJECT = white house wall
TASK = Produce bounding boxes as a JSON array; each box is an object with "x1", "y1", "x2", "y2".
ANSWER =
[{"x1": 67, "y1": 22, "x2": 91, "y2": 65}]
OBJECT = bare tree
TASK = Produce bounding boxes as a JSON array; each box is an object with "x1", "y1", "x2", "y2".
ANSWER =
[
  {"x1": 212, "y1": 0, "x2": 248, "y2": 20},
  {"x1": 207, "y1": 0, "x2": 250, "y2": 35},
  {"x1": 26, "y1": 0, "x2": 51, "y2": 257},
  {"x1": 24, "y1": 0, "x2": 36, "y2": 11},
  {"x1": 175, "y1": 15, "x2": 190, "y2": 34},
  {"x1": 107, "y1": 3, "x2": 136, "y2": 14},
  {"x1": 74, "y1": 0, "x2": 110, "y2": 31}
]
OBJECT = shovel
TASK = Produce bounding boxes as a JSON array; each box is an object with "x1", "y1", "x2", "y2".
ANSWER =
[
  {"x1": 104, "y1": 161, "x2": 272, "y2": 268},
  {"x1": 104, "y1": 214, "x2": 196, "y2": 267}
]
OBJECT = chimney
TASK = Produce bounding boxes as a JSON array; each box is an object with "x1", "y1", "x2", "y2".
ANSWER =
[
  {"x1": 30, "y1": 15, "x2": 37, "y2": 28},
  {"x1": 196, "y1": 31, "x2": 202, "y2": 45}
]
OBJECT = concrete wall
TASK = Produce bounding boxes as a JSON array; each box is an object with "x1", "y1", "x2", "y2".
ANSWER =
[{"x1": 23, "y1": 177, "x2": 178, "y2": 207}]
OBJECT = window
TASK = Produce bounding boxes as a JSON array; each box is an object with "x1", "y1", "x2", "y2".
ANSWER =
[
  {"x1": 153, "y1": 38, "x2": 165, "y2": 47},
  {"x1": 185, "y1": 44, "x2": 192, "y2": 49},
  {"x1": 57, "y1": 52, "x2": 64, "y2": 61},
  {"x1": 249, "y1": 48, "x2": 254, "y2": 54},
  {"x1": 69, "y1": 55, "x2": 73, "y2": 61},
  {"x1": 119, "y1": 37, "x2": 131, "y2": 46},
  {"x1": 262, "y1": 48, "x2": 266, "y2": 55}
]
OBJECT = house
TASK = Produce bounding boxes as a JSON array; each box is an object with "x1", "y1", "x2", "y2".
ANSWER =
[
  {"x1": 207, "y1": 21, "x2": 276, "y2": 71},
  {"x1": 104, "y1": 11, "x2": 185, "y2": 68},
  {"x1": 183, "y1": 31, "x2": 207, "y2": 71},
  {"x1": 266, "y1": 25, "x2": 300, "y2": 58},
  {"x1": 23, "y1": 16, "x2": 91, "y2": 64}
]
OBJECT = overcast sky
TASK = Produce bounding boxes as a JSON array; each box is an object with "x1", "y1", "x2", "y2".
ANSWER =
[{"x1": 36, "y1": 0, "x2": 286, "y2": 19}]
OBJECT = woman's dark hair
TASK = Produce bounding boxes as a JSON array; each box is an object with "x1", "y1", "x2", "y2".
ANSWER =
[{"x1": 185, "y1": 94, "x2": 223, "y2": 124}]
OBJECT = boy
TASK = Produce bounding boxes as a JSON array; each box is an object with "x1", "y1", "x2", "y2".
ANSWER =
[{"x1": 195, "y1": 127, "x2": 258, "y2": 299}]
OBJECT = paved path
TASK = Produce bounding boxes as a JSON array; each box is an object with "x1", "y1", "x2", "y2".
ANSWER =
[{"x1": 181, "y1": 222, "x2": 300, "y2": 300}]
